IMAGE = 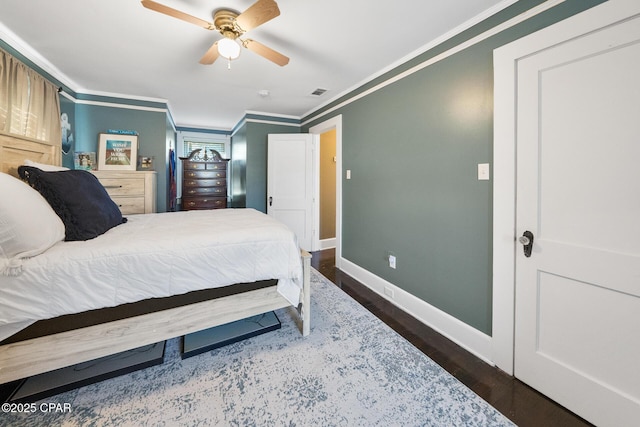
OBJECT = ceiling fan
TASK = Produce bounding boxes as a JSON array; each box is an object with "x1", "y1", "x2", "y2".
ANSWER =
[{"x1": 141, "y1": 0, "x2": 289, "y2": 67}]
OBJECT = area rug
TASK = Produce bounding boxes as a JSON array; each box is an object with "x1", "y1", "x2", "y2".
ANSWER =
[{"x1": 1, "y1": 269, "x2": 515, "y2": 427}]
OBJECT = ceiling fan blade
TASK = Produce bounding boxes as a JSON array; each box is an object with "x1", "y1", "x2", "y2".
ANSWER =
[
  {"x1": 235, "y1": 0, "x2": 280, "y2": 32},
  {"x1": 141, "y1": 0, "x2": 215, "y2": 30},
  {"x1": 199, "y1": 41, "x2": 220, "y2": 65},
  {"x1": 243, "y1": 39, "x2": 289, "y2": 66}
]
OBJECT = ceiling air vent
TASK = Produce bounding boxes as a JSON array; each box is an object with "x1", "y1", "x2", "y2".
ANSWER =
[{"x1": 310, "y1": 88, "x2": 327, "y2": 96}]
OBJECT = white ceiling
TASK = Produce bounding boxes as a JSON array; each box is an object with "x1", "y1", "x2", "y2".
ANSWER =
[{"x1": 0, "y1": 0, "x2": 510, "y2": 130}]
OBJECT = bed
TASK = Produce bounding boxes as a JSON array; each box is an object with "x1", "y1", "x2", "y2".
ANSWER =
[{"x1": 0, "y1": 132, "x2": 311, "y2": 385}]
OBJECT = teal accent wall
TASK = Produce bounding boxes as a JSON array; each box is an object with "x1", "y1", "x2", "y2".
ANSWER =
[
  {"x1": 231, "y1": 119, "x2": 300, "y2": 212},
  {"x1": 303, "y1": 0, "x2": 605, "y2": 335},
  {"x1": 75, "y1": 103, "x2": 172, "y2": 212}
]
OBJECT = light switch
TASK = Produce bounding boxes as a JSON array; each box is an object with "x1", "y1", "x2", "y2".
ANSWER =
[
  {"x1": 346, "y1": 170, "x2": 351, "y2": 179},
  {"x1": 478, "y1": 163, "x2": 490, "y2": 180}
]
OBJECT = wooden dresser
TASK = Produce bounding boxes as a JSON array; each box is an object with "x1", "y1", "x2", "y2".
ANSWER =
[
  {"x1": 180, "y1": 149, "x2": 229, "y2": 210},
  {"x1": 91, "y1": 170, "x2": 157, "y2": 215}
]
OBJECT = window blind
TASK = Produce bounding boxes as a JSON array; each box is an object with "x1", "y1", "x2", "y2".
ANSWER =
[{"x1": 183, "y1": 140, "x2": 227, "y2": 157}]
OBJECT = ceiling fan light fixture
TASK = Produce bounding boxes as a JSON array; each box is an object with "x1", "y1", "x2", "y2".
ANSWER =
[
  {"x1": 218, "y1": 38, "x2": 241, "y2": 60},
  {"x1": 142, "y1": 0, "x2": 289, "y2": 67}
]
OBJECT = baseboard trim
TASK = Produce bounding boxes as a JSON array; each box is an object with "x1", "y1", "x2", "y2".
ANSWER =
[
  {"x1": 320, "y1": 238, "x2": 336, "y2": 250},
  {"x1": 340, "y1": 257, "x2": 494, "y2": 366}
]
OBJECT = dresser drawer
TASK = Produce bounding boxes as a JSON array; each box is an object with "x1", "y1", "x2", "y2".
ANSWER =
[
  {"x1": 183, "y1": 161, "x2": 206, "y2": 170},
  {"x1": 184, "y1": 178, "x2": 227, "y2": 188},
  {"x1": 206, "y1": 163, "x2": 226, "y2": 171},
  {"x1": 183, "y1": 161, "x2": 227, "y2": 171},
  {"x1": 99, "y1": 178, "x2": 145, "y2": 197},
  {"x1": 183, "y1": 186, "x2": 226, "y2": 196},
  {"x1": 182, "y1": 197, "x2": 227, "y2": 210},
  {"x1": 112, "y1": 196, "x2": 146, "y2": 215},
  {"x1": 91, "y1": 171, "x2": 157, "y2": 214},
  {"x1": 183, "y1": 170, "x2": 227, "y2": 179}
]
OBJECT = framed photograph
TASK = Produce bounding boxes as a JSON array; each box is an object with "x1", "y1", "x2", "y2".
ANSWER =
[
  {"x1": 98, "y1": 134, "x2": 138, "y2": 170},
  {"x1": 138, "y1": 156, "x2": 154, "y2": 170},
  {"x1": 74, "y1": 152, "x2": 96, "y2": 170}
]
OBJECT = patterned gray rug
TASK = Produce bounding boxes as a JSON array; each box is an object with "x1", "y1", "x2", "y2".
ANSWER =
[{"x1": 2, "y1": 269, "x2": 515, "y2": 426}]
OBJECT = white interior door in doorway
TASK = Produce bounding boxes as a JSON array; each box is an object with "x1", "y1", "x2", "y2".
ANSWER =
[
  {"x1": 267, "y1": 133, "x2": 315, "y2": 251},
  {"x1": 494, "y1": 2, "x2": 640, "y2": 426}
]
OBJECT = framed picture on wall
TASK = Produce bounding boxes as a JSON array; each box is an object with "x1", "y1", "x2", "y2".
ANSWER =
[{"x1": 98, "y1": 133, "x2": 138, "y2": 170}]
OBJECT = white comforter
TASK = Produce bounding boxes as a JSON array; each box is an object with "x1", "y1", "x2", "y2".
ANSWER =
[{"x1": 0, "y1": 209, "x2": 302, "y2": 342}]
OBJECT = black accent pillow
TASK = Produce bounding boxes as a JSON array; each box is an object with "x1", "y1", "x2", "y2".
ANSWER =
[{"x1": 18, "y1": 166, "x2": 127, "y2": 241}]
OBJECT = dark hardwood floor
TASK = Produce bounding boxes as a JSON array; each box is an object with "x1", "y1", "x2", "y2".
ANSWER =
[{"x1": 311, "y1": 248, "x2": 593, "y2": 427}]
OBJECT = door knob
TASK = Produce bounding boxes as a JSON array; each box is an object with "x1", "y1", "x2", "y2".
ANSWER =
[{"x1": 519, "y1": 231, "x2": 534, "y2": 257}]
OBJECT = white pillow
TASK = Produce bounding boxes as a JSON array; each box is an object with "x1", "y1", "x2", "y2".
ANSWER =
[
  {"x1": 24, "y1": 159, "x2": 69, "y2": 171},
  {"x1": 0, "y1": 172, "x2": 65, "y2": 275}
]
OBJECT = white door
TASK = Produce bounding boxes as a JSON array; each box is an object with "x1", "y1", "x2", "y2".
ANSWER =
[
  {"x1": 267, "y1": 134, "x2": 315, "y2": 251},
  {"x1": 514, "y1": 9, "x2": 640, "y2": 427}
]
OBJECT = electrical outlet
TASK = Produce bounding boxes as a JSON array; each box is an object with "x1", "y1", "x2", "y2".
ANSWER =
[
  {"x1": 384, "y1": 286, "x2": 395, "y2": 299},
  {"x1": 388, "y1": 254, "x2": 397, "y2": 269}
]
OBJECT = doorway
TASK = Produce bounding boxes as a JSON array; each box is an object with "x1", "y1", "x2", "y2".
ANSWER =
[
  {"x1": 318, "y1": 129, "x2": 336, "y2": 250},
  {"x1": 310, "y1": 115, "x2": 342, "y2": 268}
]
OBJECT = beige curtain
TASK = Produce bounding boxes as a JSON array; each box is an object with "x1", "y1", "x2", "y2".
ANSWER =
[{"x1": 0, "y1": 48, "x2": 61, "y2": 143}]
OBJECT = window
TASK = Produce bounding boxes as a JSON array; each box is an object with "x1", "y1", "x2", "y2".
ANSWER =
[
  {"x1": 0, "y1": 48, "x2": 61, "y2": 143},
  {"x1": 178, "y1": 131, "x2": 229, "y2": 159},
  {"x1": 183, "y1": 140, "x2": 227, "y2": 158}
]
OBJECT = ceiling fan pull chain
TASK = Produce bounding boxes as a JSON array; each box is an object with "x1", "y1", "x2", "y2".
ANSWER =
[{"x1": 227, "y1": 58, "x2": 232, "y2": 70}]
